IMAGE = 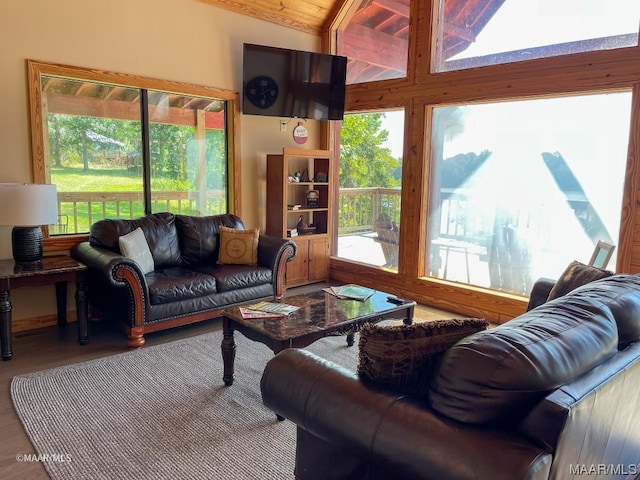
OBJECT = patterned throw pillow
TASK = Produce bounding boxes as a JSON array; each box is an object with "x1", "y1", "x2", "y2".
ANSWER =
[
  {"x1": 546, "y1": 260, "x2": 613, "y2": 301},
  {"x1": 217, "y1": 226, "x2": 259, "y2": 266},
  {"x1": 118, "y1": 227, "x2": 155, "y2": 275},
  {"x1": 357, "y1": 318, "x2": 489, "y2": 396}
]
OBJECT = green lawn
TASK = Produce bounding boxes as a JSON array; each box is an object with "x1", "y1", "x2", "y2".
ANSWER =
[
  {"x1": 52, "y1": 166, "x2": 144, "y2": 191},
  {"x1": 50, "y1": 166, "x2": 208, "y2": 234}
]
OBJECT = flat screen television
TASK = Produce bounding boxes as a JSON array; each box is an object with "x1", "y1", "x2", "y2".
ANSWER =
[{"x1": 242, "y1": 43, "x2": 347, "y2": 121}]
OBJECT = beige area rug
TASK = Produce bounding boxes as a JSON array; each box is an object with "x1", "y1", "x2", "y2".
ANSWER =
[{"x1": 11, "y1": 331, "x2": 359, "y2": 480}]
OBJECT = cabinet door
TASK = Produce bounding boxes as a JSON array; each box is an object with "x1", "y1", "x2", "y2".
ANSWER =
[
  {"x1": 308, "y1": 237, "x2": 329, "y2": 282},
  {"x1": 285, "y1": 238, "x2": 309, "y2": 287}
]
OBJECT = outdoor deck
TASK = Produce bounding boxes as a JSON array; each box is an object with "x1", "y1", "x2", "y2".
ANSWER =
[
  {"x1": 337, "y1": 232, "x2": 492, "y2": 288},
  {"x1": 337, "y1": 232, "x2": 387, "y2": 266},
  {"x1": 52, "y1": 187, "x2": 497, "y2": 290}
]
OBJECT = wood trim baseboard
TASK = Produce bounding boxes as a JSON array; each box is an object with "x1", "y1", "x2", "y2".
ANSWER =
[
  {"x1": 329, "y1": 257, "x2": 527, "y2": 324},
  {"x1": 12, "y1": 311, "x2": 78, "y2": 333}
]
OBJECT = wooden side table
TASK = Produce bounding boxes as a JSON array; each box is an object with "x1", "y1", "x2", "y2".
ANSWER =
[{"x1": 0, "y1": 255, "x2": 88, "y2": 360}]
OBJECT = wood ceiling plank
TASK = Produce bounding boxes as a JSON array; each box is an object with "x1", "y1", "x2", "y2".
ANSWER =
[
  {"x1": 196, "y1": 0, "x2": 332, "y2": 35},
  {"x1": 249, "y1": 0, "x2": 327, "y2": 23}
]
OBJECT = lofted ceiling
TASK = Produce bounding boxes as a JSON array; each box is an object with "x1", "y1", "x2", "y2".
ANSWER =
[
  {"x1": 196, "y1": 0, "x2": 340, "y2": 36},
  {"x1": 40, "y1": 1, "x2": 504, "y2": 122},
  {"x1": 197, "y1": 0, "x2": 504, "y2": 83}
]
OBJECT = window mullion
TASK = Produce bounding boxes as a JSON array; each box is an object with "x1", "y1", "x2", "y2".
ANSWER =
[{"x1": 140, "y1": 89, "x2": 152, "y2": 215}]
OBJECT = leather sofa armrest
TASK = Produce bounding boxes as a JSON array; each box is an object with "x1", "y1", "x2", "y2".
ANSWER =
[
  {"x1": 71, "y1": 241, "x2": 149, "y2": 298},
  {"x1": 261, "y1": 349, "x2": 550, "y2": 480},
  {"x1": 519, "y1": 343, "x2": 640, "y2": 454},
  {"x1": 72, "y1": 242, "x2": 150, "y2": 330},
  {"x1": 257, "y1": 235, "x2": 297, "y2": 298},
  {"x1": 526, "y1": 277, "x2": 556, "y2": 311}
]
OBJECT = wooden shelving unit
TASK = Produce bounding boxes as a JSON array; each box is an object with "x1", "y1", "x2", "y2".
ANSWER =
[{"x1": 266, "y1": 148, "x2": 333, "y2": 287}]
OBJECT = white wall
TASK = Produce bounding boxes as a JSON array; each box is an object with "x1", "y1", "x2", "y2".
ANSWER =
[{"x1": 0, "y1": 0, "x2": 321, "y2": 321}]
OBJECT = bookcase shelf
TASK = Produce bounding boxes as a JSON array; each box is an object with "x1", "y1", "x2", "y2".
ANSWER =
[{"x1": 266, "y1": 148, "x2": 333, "y2": 287}]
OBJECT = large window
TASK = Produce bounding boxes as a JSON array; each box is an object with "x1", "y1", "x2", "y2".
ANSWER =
[
  {"x1": 337, "y1": 110, "x2": 404, "y2": 269},
  {"x1": 330, "y1": 0, "x2": 640, "y2": 319},
  {"x1": 435, "y1": 0, "x2": 640, "y2": 72},
  {"x1": 28, "y1": 60, "x2": 238, "y2": 241},
  {"x1": 427, "y1": 93, "x2": 630, "y2": 295}
]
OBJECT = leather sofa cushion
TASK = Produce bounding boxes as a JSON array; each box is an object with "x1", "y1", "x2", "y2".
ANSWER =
[
  {"x1": 568, "y1": 274, "x2": 640, "y2": 349},
  {"x1": 429, "y1": 289, "x2": 619, "y2": 426},
  {"x1": 191, "y1": 263, "x2": 272, "y2": 292},
  {"x1": 146, "y1": 267, "x2": 217, "y2": 305},
  {"x1": 176, "y1": 214, "x2": 244, "y2": 266},
  {"x1": 90, "y1": 212, "x2": 181, "y2": 268}
]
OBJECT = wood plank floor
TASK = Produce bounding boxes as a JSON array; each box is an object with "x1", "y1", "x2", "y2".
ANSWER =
[{"x1": 0, "y1": 285, "x2": 458, "y2": 479}]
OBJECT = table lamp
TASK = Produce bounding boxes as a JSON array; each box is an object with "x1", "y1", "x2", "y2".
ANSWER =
[{"x1": 0, "y1": 183, "x2": 58, "y2": 264}]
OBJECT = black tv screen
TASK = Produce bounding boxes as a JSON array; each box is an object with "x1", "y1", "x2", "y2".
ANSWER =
[{"x1": 242, "y1": 43, "x2": 347, "y2": 121}]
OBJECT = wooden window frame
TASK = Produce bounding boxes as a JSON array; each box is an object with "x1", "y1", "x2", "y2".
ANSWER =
[
  {"x1": 26, "y1": 59, "x2": 241, "y2": 253},
  {"x1": 327, "y1": 1, "x2": 640, "y2": 322}
]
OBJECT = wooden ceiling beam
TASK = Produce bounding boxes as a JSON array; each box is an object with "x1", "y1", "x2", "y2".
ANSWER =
[
  {"x1": 376, "y1": 14, "x2": 398, "y2": 32},
  {"x1": 355, "y1": 3, "x2": 382, "y2": 25},
  {"x1": 341, "y1": 23, "x2": 408, "y2": 72},
  {"x1": 372, "y1": 0, "x2": 409, "y2": 18},
  {"x1": 396, "y1": 23, "x2": 409, "y2": 37},
  {"x1": 443, "y1": 21, "x2": 477, "y2": 43},
  {"x1": 45, "y1": 92, "x2": 224, "y2": 128}
]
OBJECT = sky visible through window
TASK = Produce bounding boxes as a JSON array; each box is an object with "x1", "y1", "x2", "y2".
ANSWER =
[
  {"x1": 435, "y1": 92, "x2": 631, "y2": 282},
  {"x1": 451, "y1": 0, "x2": 640, "y2": 60},
  {"x1": 381, "y1": 1, "x2": 640, "y2": 158}
]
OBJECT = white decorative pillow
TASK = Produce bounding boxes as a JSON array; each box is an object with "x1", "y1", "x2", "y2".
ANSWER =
[{"x1": 118, "y1": 227, "x2": 155, "y2": 275}]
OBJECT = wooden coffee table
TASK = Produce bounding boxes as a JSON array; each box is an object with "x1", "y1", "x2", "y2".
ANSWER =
[{"x1": 221, "y1": 288, "x2": 416, "y2": 386}]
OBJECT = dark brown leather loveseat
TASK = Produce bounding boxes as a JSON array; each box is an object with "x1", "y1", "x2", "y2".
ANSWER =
[
  {"x1": 72, "y1": 212, "x2": 296, "y2": 347},
  {"x1": 261, "y1": 274, "x2": 640, "y2": 480}
]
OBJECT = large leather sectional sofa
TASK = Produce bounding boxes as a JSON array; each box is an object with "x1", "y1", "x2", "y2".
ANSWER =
[
  {"x1": 261, "y1": 274, "x2": 640, "y2": 480},
  {"x1": 72, "y1": 212, "x2": 296, "y2": 348}
]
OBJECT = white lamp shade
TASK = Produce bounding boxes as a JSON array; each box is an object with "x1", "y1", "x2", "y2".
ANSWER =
[{"x1": 0, "y1": 183, "x2": 58, "y2": 226}]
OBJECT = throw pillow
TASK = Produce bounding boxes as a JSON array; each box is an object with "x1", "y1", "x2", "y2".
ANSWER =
[
  {"x1": 357, "y1": 318, "x2": 489, "y2": 396},
  {"x1": 217, "y1": 226, "x2": 259, "y2": 266},
  {"x1": 546, "y1": 260, "x2": 613, "y2": 301},
  {"x1": 118, "y1": 227, "x2": 155, "y2": 275}
]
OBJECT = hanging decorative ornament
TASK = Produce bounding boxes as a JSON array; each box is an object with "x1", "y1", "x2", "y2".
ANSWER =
[{"x1": 292, "y1": 121, "x2": 308, "y2": 144}]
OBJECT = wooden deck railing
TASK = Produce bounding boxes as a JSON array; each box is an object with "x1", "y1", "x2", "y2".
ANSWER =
[
  {"x1": 53, "y1": 188, "x2": 399, "y2": 236},
  {"x1": 53, "y1": 188, "x2": 488, "y2": 244},
  {"x1": 54, "y1": 191, "x2": 226, "y2": 234},
  {"x1": 337, "y1": 187, "x2": 401, "y2": 234}
]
